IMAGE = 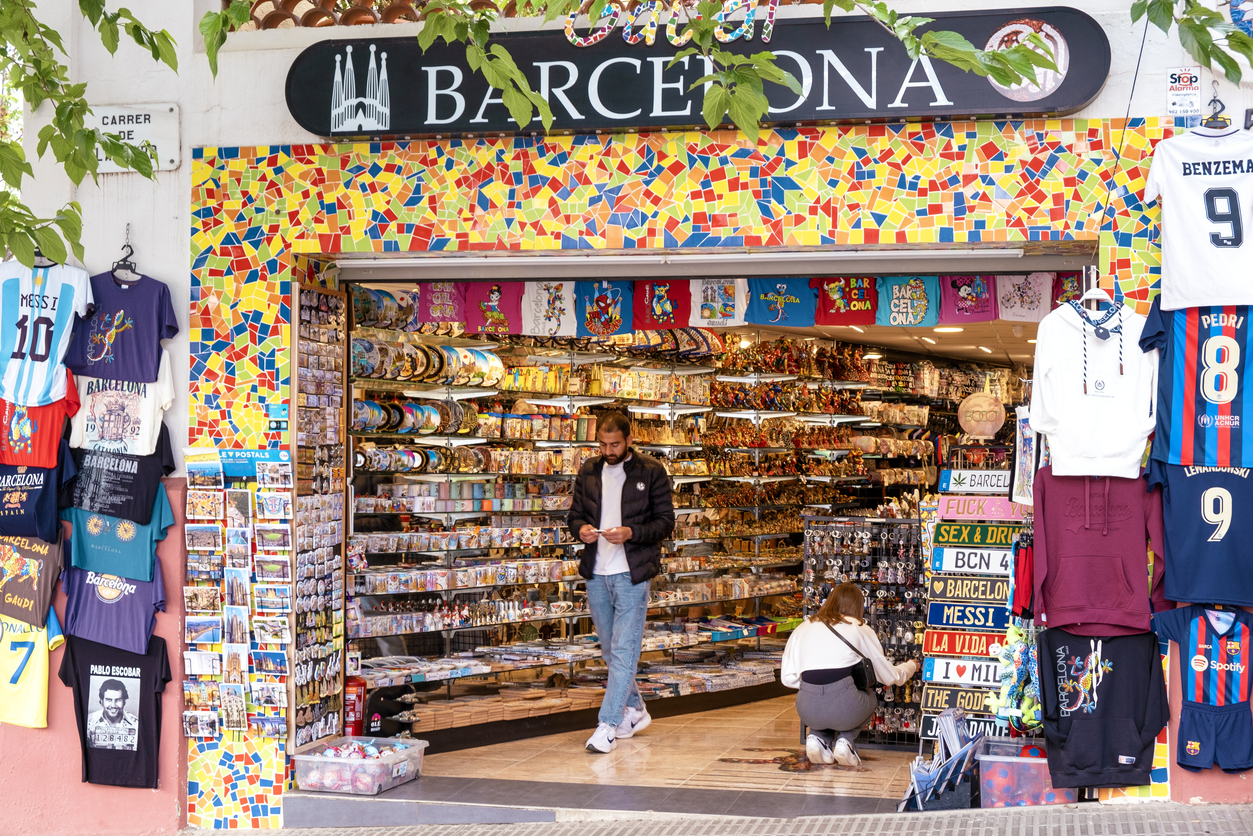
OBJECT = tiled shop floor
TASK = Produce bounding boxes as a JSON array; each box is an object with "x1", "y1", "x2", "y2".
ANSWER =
[{"x1": 420, "y1": 696, "x2": 915, "y2": 798}]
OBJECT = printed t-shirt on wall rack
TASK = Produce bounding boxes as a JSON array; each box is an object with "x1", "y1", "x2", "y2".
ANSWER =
[
  {"x1": 0, "y1": 369, "x2": 79, "y2": 467},
  {"x1": 1143, "y1": 125, "x2": 1253, "y2": 310},
  {"x1": 68, "y1": 421, "x2": 176, "y2": 525},
  {"x1": 61, "y1": 481, "x2": 174, "y2": 582},
  {"x1": 1028, "y1": 301, "x2": 1158, "y2": 479},
  {"x1": 812, "y1": 277, "x2": 876, "y2": 325},
  {"x1": 995, "y1": 273, "x2": 1053, "y2": 323},
  {"x1": 938, "y1": 276, "x2": 998, "y2": 324},
  {"x1": 62, "y1": 553, "x2": 165, "y2": 655},
  {"x1": 875, "y1": 276, "x2": 939, "y2": 327},
  {"x1": 521, "y1": 281, "x2": 577, "y2": 336},
  {"x1": 688, "y1": 278, "x2": 747, "y2": 328},
  {"x1": 464, "y1": 282, "x2": 523, "y2": 335},
  {"x1": 0, "y1": 530, "x2": 65, "y2": 627},
  {"x1": 0, "y1": 608, "x2": 63, "y2": 728},
  {"x1": 745, "y1": 277, "x2": 816, "y2": 327},
  {"x1": 69, "y1": 348, "x2": 174, "y2": 456},
  {"x1": 64, "y1": 273, "x2": 179, "y2": 383},
  {"x1": 634, "y1": 280, "x2": 692, "y2": 330},
  {"x1": 0, "y1": 439, "x2": 76, "y2": 543},
  {"x1": 59, "y1": 634, "x2": 170, "y2": 788},
  {"x1": 0, "y1": 261, "x2": 92, "y2": 406}
]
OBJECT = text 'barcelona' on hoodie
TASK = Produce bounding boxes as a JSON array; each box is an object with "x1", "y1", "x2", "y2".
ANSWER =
[
  {"x1": 1033, "y1": 465, "x2": 1167, "y2": 635},
  {"x1": 1030, "y1": 301, "x2": 1159, "y2": 479},
  {"x1": 1036, "y1": 628, "x2": 1169, "y2": 789}
]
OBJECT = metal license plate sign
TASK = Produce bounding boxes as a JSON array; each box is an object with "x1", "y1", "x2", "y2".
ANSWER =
[
  {"x1": 931, "y1": 547, "x2": 1013, "y2": 575},
  {"x1": 938, "y1": 470, "x2": 1011, "y2": 494},
  {"x1": 923, "y1": 656, "x2": 1004, "y2": 687},
  {"x1": 922, "y1": 629, "x2": 1003, "y2": 658},
  {"x1": 922, "y1": 685, "x2": 997, "y2": 716},
  {"x1": 928, "y1": 575, "x2": 1010, "y2": 605},
  {"x1": 933, "y1": 522, "x2": 1020, "y2": 548},
  {"x1": 921, "y1": 712, "x2": 1010, "y2": 740},
  {"x1": 926, "y1": 601, "x2": 1009, "y2": 632},
  {"x1": 935, "y1": 495, "x2": 1032, "y2": 521}
]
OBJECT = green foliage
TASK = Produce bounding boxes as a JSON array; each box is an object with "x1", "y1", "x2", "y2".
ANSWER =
[{"x1": 1132, "y1": 0, "x2": 1253, "y2": 83}]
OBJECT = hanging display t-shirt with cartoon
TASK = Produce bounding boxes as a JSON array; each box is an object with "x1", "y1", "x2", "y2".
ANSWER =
[
  {"x1": 0, "y1": 262, "x2": 92, "y2": 407},
  {"x1": 0, "y1": 532, "x2": 64, "y2": 627},
  {"x1": 61, "y1": 482, "x2": 174, "y2": 583},
  {"x1": 59, "y1": 634, "x2": 170, "y2": 788},
  {"x1": 0, "y1": 369, "x2": 79, "y2": 468},
  {"x1": 1052, "y1": 272, "x2": 1081, "y2": 309},
  {"x1": 633, "y1": 280, "x2": 693, "y2": 330},
  {"x1": 64, "y1": 274, "x2": 178, "y2": 383},
  {"x1": 0, "y1": 440, "x2": 77, "y2": 543},
  {"x1": 575, "y1": 281, "x2": 634, "y2": 336},
  {"x1": 1140, "y1": 299, "x2": 1253, "y2": 467},
  {"x1": 520, "y1": 281, "x2": 577, "y2": 336},
  {"x1": 62, "y1": 556, "x2": 165, "y2": 655},
  {"x1": 812, "y1": 277, "x2": 877, "y2": 325},
  {"x1": 69, "y1": 421, "x2": 175, "y2": 525},
  {"x1": 70, "y1": 349, "x2": 174, "y2": 456},
  {"x1": 745, "y1": 278, "x2": 816, "y2": 327},
  {"x1": 875, "y1": 276, "x2": 940, "y2": 327},
  {"x1": 463, "y1": 282, "x2": 522, "y2": 335},
  {"x1": 1143, "y1": 125, "x2": 1253, "y2": 310},
  {"x1": 687, "y1": 278, "x2": 747, "y2": 328},
  {"x1": 0, "y1": 608, "x2": 63, "y2": 728},
  {"x1": 1152, "y1": 605, "x2": 1253, "y2": 772},
  {"x1": 939, "y1": 275, "x2": 998, "y2": 323},
  {"x1": 996, "y1": 273, "x2": 1054, "y2": 323}
]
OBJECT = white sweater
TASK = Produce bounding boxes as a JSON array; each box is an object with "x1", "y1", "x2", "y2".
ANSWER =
[{"x1": 780, "y1": 618, "x2": 918, "y2": 689}]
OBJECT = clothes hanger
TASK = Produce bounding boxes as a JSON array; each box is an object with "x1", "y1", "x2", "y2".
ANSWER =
[
  {"x1": 1202, "y1": 81, "x2": 1232, "y2": 129},
  {"x1": 111, "y1": 223, "x2": 141, "y2": 284},
  {"x1": 31, "y1": 246, "x2": 57, "y2": 268}
]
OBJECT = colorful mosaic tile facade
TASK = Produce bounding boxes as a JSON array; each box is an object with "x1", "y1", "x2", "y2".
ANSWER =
[{"x1": 187, "y1": 737, "x2": 286, "y2": 828}]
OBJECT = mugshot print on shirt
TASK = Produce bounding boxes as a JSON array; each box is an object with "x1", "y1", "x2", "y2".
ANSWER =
[
  {"x1": 0, "y1": 262, "x2": 92, "y2": 407},
  {"x1": 70, "y1": 349, "x2": 173, "y2": 456}
]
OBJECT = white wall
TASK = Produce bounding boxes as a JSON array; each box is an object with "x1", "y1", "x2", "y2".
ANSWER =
[{"x1": 22, "y1": 0, "x2": 1253, "y2": 473}]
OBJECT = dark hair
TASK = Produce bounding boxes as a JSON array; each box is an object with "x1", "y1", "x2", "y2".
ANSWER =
[
  {"x1": 811, "y1": 582, "x2": 864, "y2": 626},
  {"x1": 98, "y1": 678, "x2": 129, "y2": 702},
  {"x1": 597, "y1": 411, "x2": 632, "y2": 437}
]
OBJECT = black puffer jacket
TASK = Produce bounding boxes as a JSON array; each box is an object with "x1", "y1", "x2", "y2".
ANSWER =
[{"x1": 568, "y1": 451, "x2": 675, "y2": 584}]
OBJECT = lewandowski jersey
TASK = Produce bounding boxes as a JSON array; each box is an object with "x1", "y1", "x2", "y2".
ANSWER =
[
  {"x1": 0, "y1": 262, "x2": 91, "y2": 407},
  {"x1": 1141, "y1": 299, "x2": 1253, "y2": 466},
  {"x1": 1153, "y1": 605, "x2": 1253, "y2": 707},
  {"x1": 0, "y1": 607, "x2": 64, "y2": 727},
  {"x1": 1144, "y1": 126, "x2": 1253, "y2": 310}
]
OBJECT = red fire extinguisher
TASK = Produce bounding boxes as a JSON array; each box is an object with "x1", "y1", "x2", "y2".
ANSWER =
[{"x1": 344, "y1": 677, "x2": 366, "y2": 736}]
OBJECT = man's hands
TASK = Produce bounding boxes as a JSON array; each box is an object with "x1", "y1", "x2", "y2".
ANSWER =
[
  {"x1": 578, "y1": 525, "x2": 599, "y2": 544},
  {"x1": 580, "y1": 525, "x2": 632, "y2": 544}
]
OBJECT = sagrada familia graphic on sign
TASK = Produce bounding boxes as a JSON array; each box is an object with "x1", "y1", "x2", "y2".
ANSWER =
[{"x1": 331, "y1": 44, "x2": 390, "y2": 132}]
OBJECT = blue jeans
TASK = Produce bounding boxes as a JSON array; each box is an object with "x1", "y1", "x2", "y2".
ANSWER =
[{"x1": 586, "y1": 572, "x2": 649, "y2": 727}]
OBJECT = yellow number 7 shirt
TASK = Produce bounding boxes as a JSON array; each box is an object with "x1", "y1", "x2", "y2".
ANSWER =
[{"x1": 0, "y1": 608, "x2": 63, "y2": 728}]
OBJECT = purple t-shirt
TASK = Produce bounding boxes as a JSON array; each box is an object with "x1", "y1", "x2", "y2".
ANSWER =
[
  {"x1": 65, "y1": 274, "x2": 178, "y2": 383},
  {"x1": 61, "y1": 551, "x2": 165, "y2": 655}
]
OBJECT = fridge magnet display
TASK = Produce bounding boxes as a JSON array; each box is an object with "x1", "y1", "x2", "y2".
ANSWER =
[
  {"x1": 254, "y1": 556, "x2": 291, "y2": 583},
  {"x1": 220, "y1": 682, "x2": 247, "y2": 732},
  {"x1": 253, "y1": 650, "x2": 289, "y2": 676},
  {"x1": 252, "y1": 616, "x2": 291, "y2": 644},
  {"x1": 248, "y1": 715, "x2": 286, "y2": 737},
  {"x1": 224, "y1": 544, "x2": 251, "y2": 570},
  {"x1": 225, "y1": 527, "x2": 251, "y2": 546},
  {"x1": 225, "y1": 489, "x2": 253, "y2": 527},
  {"x1": 222, "y1": 643, "x2": 249, "y2": 684},
  {"x1": 250, "y1": 682, "x2": 287, "y2": 708},
  {"x1": 222, "y1": 605, "x2": 250, "y2": 644},
  {"x1": 185, "y1": 524, "x2": 223, "y2": 552},
  {"x1": 183, "y1": 680, "x2": 220, "y2": 710},
  {"x1": 183, "y1": 650, "x2": 222, "y2": 676},
  {"x1": 186, "y1": 490, "x2": 224, "y2": 520},
  {"x1": 254, "y1": 524, "x2": 292, "y2": 552},
  {"x1": 253, "y1": 584, "x2": 292, "y2": 612},
  {"x1": 256, "y1": 490, "x2": 293, "y2": 520},
  {"x1": 223, "y1": 567, "x2": 250, "y2": 608},
  {"x1": 182, "y1": 586, "x2": 220, "y2": 613},
  {"x1": 183, "y1": 710, "x2": 219, "y2": 738},
  {"x1": 185, "y1": 459, "x2": 224, "y2": 489},
  {"x1": 256, "y1": 460, "x2": 293, "y2": 488},
  {"x1": 185, "y1": 615, "x2": 222, "y2": 644}
]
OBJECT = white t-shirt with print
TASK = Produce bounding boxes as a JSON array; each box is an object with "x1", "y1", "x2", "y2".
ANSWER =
[{"x1": 70, "y1": 349, "x2": 173, "y2": 455}]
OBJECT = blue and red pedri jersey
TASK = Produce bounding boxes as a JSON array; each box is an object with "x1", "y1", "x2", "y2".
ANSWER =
[
  {"x1": 1141, "y1": 300, "x2": 1253, "y2": 466},
  {"x1": 1153, "y1": 605, "x2": 1253, "y2": 706}
]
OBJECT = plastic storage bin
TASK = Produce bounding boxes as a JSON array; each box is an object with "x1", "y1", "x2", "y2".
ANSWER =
[
  {"x1": 975, "y1": 738, "x2": 1077, "y2": 808},
  {"x1": 292, "y1": 736, "x2": 429, "y2": 795}
]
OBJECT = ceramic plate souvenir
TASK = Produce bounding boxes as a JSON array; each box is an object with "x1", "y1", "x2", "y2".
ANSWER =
[
  {"x1": 484, "y1": 353, "x2": 505, "y2": 387},
  {"x1": 352, "y1": 401, "x2": 371, "y2": 431},
  {"x1": 418, "y1": 405, "x2": 441, "y2": 434},
  {"x1": 394, "y1": 291, "x2": 415, "y2": 331},
  {"x1": 423, "y1": 345, "x2": 445, "y2": 383},
  {"x1": 364, "y1": 288, "x2": 385, "y2": 327},
  {"x1": 401, "y1": 290, "x2": 423, "y2": 332},
  {"x1": 382, "y1": 403, "x2": 406, "y2": 432},
  {"x1": 437, "y1": 347, "x2": 460, "y2": 385},
  {"x1": 445, "y1": 401, "x2": 464, "y2": 433},
  {"x1": 352, "y1": 338, "x2": 379, "y2": 378},
  {"x1": 350, "y1": 285, "x2": 375, "y2": 326},
  {"x1": 432, "y1": 400, "x2": 454, "y2": 434},
  {"x1": 398, "y1": 343, "x2": 423, "y2": 381},
  {"x1": 376, "y1": 290, "x2": 400, "y2": 329},
  {"x1": 466, "y1": 350, "x2": 489, "y2": 386},
  {"x1": 399, "y1": 403, "x2": 421, "y2": 433},
  {"x1": 407, "y1": 342, "x2": 429, "y2": 380},
  {"x1": 459, "y1": 403, "x2": 479, "y2": 435},
  {"x1": 453, "y1": 349, "x2": 475, "y2": 385}
]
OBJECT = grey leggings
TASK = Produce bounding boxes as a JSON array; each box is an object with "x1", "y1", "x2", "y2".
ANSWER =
[{"x1": 796, "y1": 678, "x2": 878, "y2": 745}]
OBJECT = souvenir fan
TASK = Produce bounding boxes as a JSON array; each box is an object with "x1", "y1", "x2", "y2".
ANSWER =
[
  {"x1": 699, "y1": 329, "x2": 725, "y2": 354},
  {"x1": 675, "y1": 328, "x2": 700, "y2": 355},
  {"x1": 657, "y1": 331, "x2": 680, "y2": 354},
  {"x1": 690, "y1": 329, "x2": 714, "y2": 356}
]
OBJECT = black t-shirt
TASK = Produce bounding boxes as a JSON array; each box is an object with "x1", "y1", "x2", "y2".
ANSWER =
[
  {"x1": 67, "y1": 422, "x2": 174, "y2": 525},
  {"x1": 59, "y1": 634, "x2": 170, "y2": 788},
  {"x1": 0, "y1": 439, "x2": 76, "y2": 542},
  {"x1": 0, "y1": 532, "x2": 64, "y2": 627}
]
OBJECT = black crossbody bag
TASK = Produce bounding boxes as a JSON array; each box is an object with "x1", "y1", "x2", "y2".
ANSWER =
[{"x1": 825, "y1": 622, "x2": 879, "y2": 692}]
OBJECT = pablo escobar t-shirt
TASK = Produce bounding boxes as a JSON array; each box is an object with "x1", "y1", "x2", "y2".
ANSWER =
[
  {"x1": 62, "y1": 554, "x2": 165, "y2": 655},
  {"x1": 69, "y1": 422, "x2": 174, "y2": 525},
  {"x1": 0, "y1": 532, "x2": 65, "y2": 627},
  {"x1": 59, "y1": 634, "x2": 170, "y2": 788},
  {"x1": 0, "y1": 439, "x2": 77, "y2": 543},
  {"x1": 65, "y1": 274, "x2": 179, "y2": 384},
  {"x1": 61, "y1": 482, "x2": 174, "y2": 582},
  {"x1": 69, "y1": 349, "x2": 173, "y2": 456}
]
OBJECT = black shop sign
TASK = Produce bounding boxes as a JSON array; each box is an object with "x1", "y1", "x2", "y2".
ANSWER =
[{"x1": 285, "y1": 7, "x2": 1110, "y2": 138}]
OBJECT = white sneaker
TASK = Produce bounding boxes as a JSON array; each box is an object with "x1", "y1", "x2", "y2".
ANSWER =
[
  {"x1": 805, "y1": 733, "x2": 834, "y2": 764},
  {"x1": 615, "y1": 705, "x2": 652, "y2": 739},
  {"x1": 586, "y1": 722, "x2": 617, "y2": 753},
  {"x1": 833, "y1": 737, "x2": 861, "y2": 767}
]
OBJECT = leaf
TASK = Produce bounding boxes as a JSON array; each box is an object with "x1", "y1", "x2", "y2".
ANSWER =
[
  {"x1": 198, "y1": 13, "x2": 226, "y2": 77},
  {"x1": 1146, "y1": 0, "x2": 1175, "y2": 33},
  {"x1": 1178, "y1": 20, "x2": 1213, "y2": 68},
  {"x1": 702, "y1": 84, "x2": 730, "y2": 130},
  {"x1": 726, "y1": 91, "x2": 760, "y2": 143},
  {"x1": 1211, "y1": 46, "x2": 1242, "y2": 83},
  {"x1": 32, "y1": 225, "x2": 67, "y2": 265},
  {"x1": 7, "y1": 231, "x2": 35, "y2": 269},
  {"x1": 502, "y1": 85, "x2": 533, "y2": 129},
  {"x1": 1131, "y1": 0, "x2": 1147, "y2": 22}
]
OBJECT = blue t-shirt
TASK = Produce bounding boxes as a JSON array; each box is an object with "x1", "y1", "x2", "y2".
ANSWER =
[
  {"x1": 745, "y1": 278, "x2": 817, "y2": 327},
  {"x1": 0, "y1": 440, "x2": 76, "y2": 542},
  {"x1": 61, "y1": 549, "x2": 165, "y2": 655},
  {"x1": 65, "y1": 273, "x2": 178, "y2": 384},
  {"x1": 1153, "y1": 604, "x2": 1253, "y2": 707},
  {"x1": 61, "y1": 482, "x2": 173, "y2": 582},
  {"x1": 575, "y1": 281, "x2": 634, "y2": 337},
  {"x1": 876, "y1": 275, "x2": 940, "y2": 327}
]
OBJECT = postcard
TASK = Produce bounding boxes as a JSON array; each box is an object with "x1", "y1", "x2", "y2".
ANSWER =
[
  {"x1": 252, "y1": 616, "x2": 291, "y2": 645},
  {"x1": 253, "y1": 584, "x2": 291, "y2": 613},
  {"x1": 225, "y1": 488, "x2": 253, "y2": 527},
  {"x1": 183, "y1": 585, "x2": 221, "y2": 613},
  {"x1": 186, "y1": 524, "x2": 224, "y2": 552},
  {"x1": 185, "y1": 616, "x2": 222, "y2": 645},
  {"x1": 253, "y1": 524, "x2": 291, "y2": 552},
  {"x1": 252, "y1": 650, "x2": 289, "y2": 677},
  {"x1": 186, "y1": 489, "x2": 224, "y2": 521}
]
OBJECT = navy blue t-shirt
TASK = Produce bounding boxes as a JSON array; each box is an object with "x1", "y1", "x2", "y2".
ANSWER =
[
  {"x1": 0, "y1": 440, "x2": 76, "y2": 542},
  {"x1": 65, "y1": 274, "x2": 178, "y2": 384},
  {"x1": 1147, "y1": 459, "x2": 1253, "y2": 606}
]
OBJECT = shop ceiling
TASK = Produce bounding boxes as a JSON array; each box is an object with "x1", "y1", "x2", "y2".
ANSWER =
[{"x1": 757, "y1": 320, "x2": 1038, "y2": 368}]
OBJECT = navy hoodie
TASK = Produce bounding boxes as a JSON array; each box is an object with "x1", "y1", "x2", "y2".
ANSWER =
[{"x1": 1037, "y1": 628, "x2": 1169, "y2": 788}]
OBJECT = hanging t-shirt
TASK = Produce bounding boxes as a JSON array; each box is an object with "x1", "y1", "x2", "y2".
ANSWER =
[
  {"x1": 68, "y1": 422, "x2": 175, "y2": 525},
  {"x1": 812, "y1": 277, "x2": 877, "y2": 325},
  {"x1": 0, "y1": 370, "x2": 79, "y2": 468},
  {"x1": 876, "y1": 276, "x2": 940, "y2": 327},
  {"x1": 633, "y1": 280, "x2": 692, "y2": 330},
  {"x1": 576, "y1": 281, "x2": 634, "y2": 337},
  {"x1": 417, "y1": 282, "x2": 464, "y2": 324},
  {"x1": 0, "y1": 533, "x2": 64, "y2": 627},
  {"x1": 688, "y1": 278, "x2": 748, "y2": 328},
  {"x1": 64, "y1": 274, "x2": 178, "y2": 384},
  {"x1": 939, "y1": 275, "x2": 998, "y2": 323},
  {"x1": 520, "y1": 281, "x2": 577, "y2": 336},
  {"x1": 59, "y1": 634, "x2": 170, "y2": 788},
  {"x1": 1153, "y1": 605, "x2": 1253, "y2": 707},
  {"x1": 463, "y1": 282, "x2": 523, "y2": 335},
  {"x1": 996, "y1": 273, "x2": 1053, "y2": 323},
  {"x1": 61, "y1": 483, "x2": 174, "y2": 583},
  {"x1": 1140, "y1": 299, "x2": 1253, "y2": 466},
  {"x1": 69, "y1": 349, "x2": 173, "y2": 456},
  {"x1": 1052, "y1": 272, "x2": 1081, "y2": 309},
  {"x1": 0, "y1": 262, "x2": 92, "y2": 407},
  {"x1": 62, "y1": 557, "x2": 165, "y2": 655},
  {"x1": 0, "y1": 608, "x2": 63, "y2": 728},
  {"x1": 745, "y1": 278, "x2": 816, "y2": 327},
  {"x1": 0, "y1": 440, "x2": 76, "y2": 543}
]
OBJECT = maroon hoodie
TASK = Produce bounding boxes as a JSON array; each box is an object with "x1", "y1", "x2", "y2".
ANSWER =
[{"x1": 1033, "y1": 466, "x2": 1166, "y2": 635}]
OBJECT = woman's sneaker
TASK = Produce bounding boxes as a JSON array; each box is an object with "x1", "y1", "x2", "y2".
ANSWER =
[
  {"x1": 586, "y1": 722, "x2": 617, "y2": 753},
  {"x1": 615, "y1": 705, "x2": 652, "y2": 739},
  {"x1": 805, "y1": 733, "x2": 835, "y2": 764},
  {"x1": 833, "y1": 737, "x2": 861, "y2": 767}
]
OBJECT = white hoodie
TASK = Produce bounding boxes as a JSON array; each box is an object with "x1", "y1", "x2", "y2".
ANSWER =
[{"x1": 1030, "y1": 301, "x2": 1159, "y2": 479}]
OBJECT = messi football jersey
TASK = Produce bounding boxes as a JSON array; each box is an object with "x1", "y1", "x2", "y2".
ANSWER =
[
  {"x1": 1141, "y1": 299, "x2": 1253, "y2": 467},
  {"x1": 1153, "y1": 605, "x2": 1252, "y2": 707},
  {"x1": 0, "y1": 607, "x2": 64, "y2": 728},
  {"x1": 0, "y1": 262, "x2": 91, "y2": 407}
]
